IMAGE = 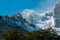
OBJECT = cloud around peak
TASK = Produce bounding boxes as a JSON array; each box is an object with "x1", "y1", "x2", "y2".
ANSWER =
[
  {"x1": 21, "y1": 8, "x2": 55, "y2": 29},
  {"x1": 20, "y1": 0, "x2": 58, "y2": 29}
]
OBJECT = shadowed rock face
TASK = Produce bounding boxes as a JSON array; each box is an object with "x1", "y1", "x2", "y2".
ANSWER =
[
  {"x1": 54, "y1": 3, "x2": 60, "y2": 19},
  {"x1": 0, "y1": 13, "x2": 37, "y2": 32},
  {"x1": 0, "y1": 13, "x2": 38, "y2": 40},
  {"x1": 54, "y1": 2, "x2": 60, "y2": 27}
]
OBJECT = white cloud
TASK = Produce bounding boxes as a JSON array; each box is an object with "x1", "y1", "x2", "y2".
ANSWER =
[
  {"x1": 20, "y1": 0, "x2": 58, "y2": 29},
  {"x1": 20, "y1": 0, "x2": 60, "y2": 34},
  {"x1": 21, "y1": 9, "x2": 55, "y2": 29},
  {"x1": 57, "y1": 0, "x2": 60, "y2": 3}
]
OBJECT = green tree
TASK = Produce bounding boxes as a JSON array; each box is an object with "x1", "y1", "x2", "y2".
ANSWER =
[
  {"x1": 56, "y1": 35, "x2": 60, "y2": 40},
  {"x1": 26, "y1": 28, "x2": 57, "y2": 40},
  {"x1": 2, "y1": 27, "x2": 60, "y2": 40},
  {"x1": 2, "y1": 28, "x2": 26, "y2": 40},
  {"x1": 0, "y1": 16, "x2": 2, "y2": 19}
]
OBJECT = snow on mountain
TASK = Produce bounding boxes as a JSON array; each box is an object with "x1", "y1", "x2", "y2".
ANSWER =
[
  {"x1": 21, "y1": 1, "x2": 60, "y2": 31},
  {"x1": 52, "y1": 1, "x2": 60, "y2": 35},
  {"x1": 0, "y1": 13, "x2": 39, "y2": 33},
  {"x1": 0, "y1": 0, "x2": 60, "y2": 35},
  {"x1": 20, "y1": 1, "x2": 60, "y2": 34},
  {"x1": 54, "y1": 1, "x2": 60, "y2": 28},
  {"x1": 21, "y1": 9, "x2": 55, "y2": 29},
  {"x1": 20, "y1": 1, "x2": 60, "y2": 35}
]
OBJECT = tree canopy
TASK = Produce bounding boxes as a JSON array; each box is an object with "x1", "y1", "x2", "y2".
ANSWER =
[{"x1": 2, "y1": 28, "x2": 60, "y2": 40}]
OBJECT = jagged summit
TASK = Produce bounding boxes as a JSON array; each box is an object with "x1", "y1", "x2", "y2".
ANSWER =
[
  {"x1": 54, "y1": 1, "x2": 60, "y2": 28},
  {"x1": 0, "y1": 13, "x2": 41, "y2": 34},
  {"x1": 52, "y1": 1, "x2": 60, "y2": 35},
  {"x1": 54, "y1": 1, "x2": 60, "y2": 19},
  {"x1": 0, "y1": 1, "x2": 60, "y2": 36}
]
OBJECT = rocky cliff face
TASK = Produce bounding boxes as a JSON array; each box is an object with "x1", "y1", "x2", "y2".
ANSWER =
[
  {"x1": 0, "y1": 13, "x2": 41, "y2": 40},
  {"x1": 0, "y1": 13, "x2": 39, "y2": 32},
  {"x1": 54, "y1": 1, "x2": 60, "y2": 27},
  {"x1": 54, "y1": 2, "x2": 60, "y2": 19},
  {"x1": 51, "y1": 1, "x2": 60, "y2": 35}
]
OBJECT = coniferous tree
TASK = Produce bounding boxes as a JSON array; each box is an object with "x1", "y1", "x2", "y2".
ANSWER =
[
  {"x1": 2, "y1": 28, "x2": 26, "y2": 40},
  {"x1": 26, "y1": 28, "x2": 57, "y2": 40}
]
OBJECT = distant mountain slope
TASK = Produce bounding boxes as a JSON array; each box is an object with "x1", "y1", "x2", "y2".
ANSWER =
[
  {"x1": 0, "y1": 13, "x2": 42, "y2": 40},
  {"x1": 54, "y1": 1, "x2": 60, "y2": 27},
  {"x1": 0, "y1": 1, "x2": 60, "y2": 38}
]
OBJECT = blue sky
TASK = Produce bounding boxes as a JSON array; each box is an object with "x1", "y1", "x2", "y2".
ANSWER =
[{"x1": 0, "y1": 0, "x2": 57, "y2": 15}]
